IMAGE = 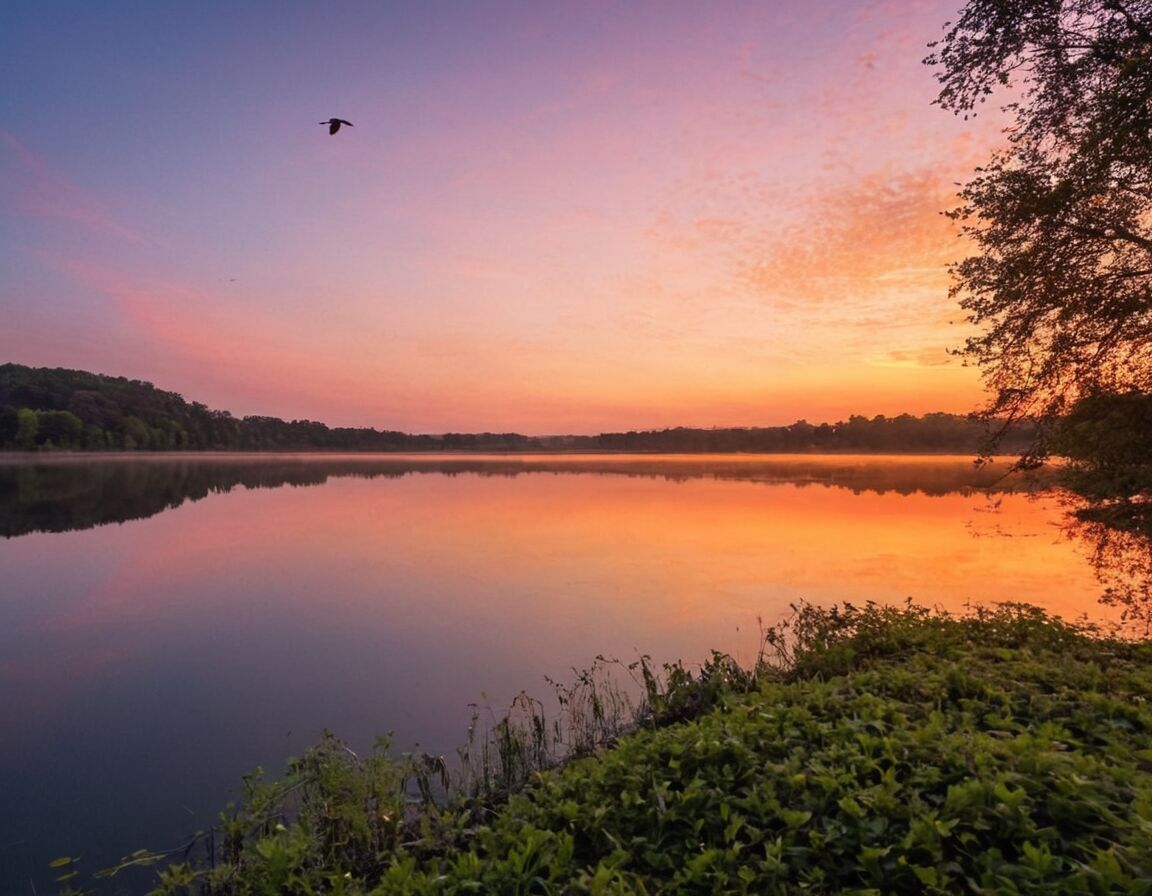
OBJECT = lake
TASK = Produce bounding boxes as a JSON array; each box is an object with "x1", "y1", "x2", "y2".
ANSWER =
[{"x1": 0, "y1": 452, "x2": 1124, "y2": 893}]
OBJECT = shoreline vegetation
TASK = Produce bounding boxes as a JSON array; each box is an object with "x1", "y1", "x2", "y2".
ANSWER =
[
  {"x1": 58, "y1": 602, "x2": 1152, "y2": 895},
  {"x1": 0, "y1": 363, "x2": 1035, "y2": 455}
]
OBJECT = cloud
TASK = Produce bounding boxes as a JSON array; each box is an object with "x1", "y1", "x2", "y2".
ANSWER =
[
  {"x1": 879, "y1": 347, "x2": 956, "y2": 367},
  {"x1": 738, "y1": 163, "x2": 962, "y2": 306},
  {"x1": 38, "y1": 252, "x2": 587, "y2": 431},
  {"x1": 40, "y1": 253, "x2": 373, "y2": 410},
  {"x1": 0, "y1": 131, "x2": 148, "y2": 244}
]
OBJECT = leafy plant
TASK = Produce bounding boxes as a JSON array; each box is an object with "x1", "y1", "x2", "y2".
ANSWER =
[{"x1": 70, "y1": 602, "x2": 1152, "y2": 895}]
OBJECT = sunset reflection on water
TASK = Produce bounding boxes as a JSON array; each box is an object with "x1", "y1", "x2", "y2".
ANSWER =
[{"x1": 0, "y1": 454, "x2": 1119, "y2": 891}]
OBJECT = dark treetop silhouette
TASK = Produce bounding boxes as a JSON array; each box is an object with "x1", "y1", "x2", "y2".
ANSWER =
[{"x1": 320, "y1": 117, "x2": 353, "y2": 134}]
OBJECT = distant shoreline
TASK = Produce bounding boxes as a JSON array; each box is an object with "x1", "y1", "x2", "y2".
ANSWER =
[{"x1": 0, "y1": 448, "x2": 1012, "y2": 458}]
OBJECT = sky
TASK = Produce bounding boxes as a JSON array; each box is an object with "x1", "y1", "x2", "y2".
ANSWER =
[{"x1": 0, "y1": 0, "x2": 1008, "y2": 435}]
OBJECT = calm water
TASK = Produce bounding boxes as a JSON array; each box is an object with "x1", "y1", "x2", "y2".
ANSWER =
[{"x1": 0, "y1": 453, "x2": 1118, "y2": 892}]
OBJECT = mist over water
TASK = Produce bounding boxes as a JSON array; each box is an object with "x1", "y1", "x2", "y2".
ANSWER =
[{"x1": 0, "y1": 454, "x2": 1118, "y2": 893}]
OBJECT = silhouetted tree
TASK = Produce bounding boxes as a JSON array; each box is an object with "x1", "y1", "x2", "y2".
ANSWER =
[
  {"x1": 1052, "y1": 391, "x2": 1152, "y2": 501},
  {"x1": 928, "y1": 0, "x2": 1152, "y2": 462}
]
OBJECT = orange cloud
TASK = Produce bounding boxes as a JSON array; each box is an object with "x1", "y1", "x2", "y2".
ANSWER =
[
  {"x1": 882, "y1": 347, "x2": 956, "y2": 368},
  {"x1": 739, "y1": 164, "x2": 961, "y2": 305}
]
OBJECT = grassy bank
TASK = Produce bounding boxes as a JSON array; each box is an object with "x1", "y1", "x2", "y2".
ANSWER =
[{"x1": 70, "y1": 603, "x2": 1152, "y2": 895}]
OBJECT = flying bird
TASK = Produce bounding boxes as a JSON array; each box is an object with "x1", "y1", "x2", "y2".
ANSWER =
[{"x1": 320, "y1": 118, "x2": 353, "y2": 135}]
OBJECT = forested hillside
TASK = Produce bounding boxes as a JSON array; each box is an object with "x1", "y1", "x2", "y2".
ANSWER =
[
  {"x1": 0, "y1": 363, "x2": 1009, "y2": 453},
  {"x1": 0, "y1": 364, "x2": 443, "y2": 451}
]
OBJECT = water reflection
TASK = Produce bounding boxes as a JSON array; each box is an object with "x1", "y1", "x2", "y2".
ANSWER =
[
  {"x1": 1061, "y1": 501, "x2": 1152, "y2": 634},
  {"x1": 0, "y1": 454, "x2": 1128, "y2": 893},
  {"x1": 0, "y1": 452, "x2": 1047, "y2": 538}
]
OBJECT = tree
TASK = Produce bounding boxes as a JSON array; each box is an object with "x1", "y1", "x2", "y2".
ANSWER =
[
  {"x1": 34, "y1": 410, "x2": 84, "y2": 449},
  {"x1": 927, "y1": 0, "x2": 1152, "y2": 461},
  {"x1": 15, "y1": 408, "x2": 38, "y2": 449},
  {"x1": 1051, "y1": 391, "x2": 1152, "y2": 499},
  {"x1": 122, "y1": 415, "x2": 151, "y2": 450},
  {"x1": 0, "y1": 405, "x2": 17, "y2": 446},
  {"x1": 67, "y1": 389, "x2": 124, "y2": 430}
]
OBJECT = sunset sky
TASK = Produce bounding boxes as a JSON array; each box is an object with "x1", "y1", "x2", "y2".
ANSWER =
[{"x1": 1, "y1": 1, "x2": 1007, "y2": 434}]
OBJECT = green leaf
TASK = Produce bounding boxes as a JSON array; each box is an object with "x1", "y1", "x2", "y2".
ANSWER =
[
  {"x1": 912, "y1": 865, "x2": 939, "y2": 886},
  {"x1": 779, "y1": 809, "x2": 813, "y2": 829}
]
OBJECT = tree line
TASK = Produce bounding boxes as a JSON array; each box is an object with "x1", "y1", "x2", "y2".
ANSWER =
[
  {"x1": 0, "y1": 363, "x2": 1011, "y2": 454},
  {"x1": 580, "y1": 413, "x2": 1032, "y2": 454},
  {"x1": 0, "y1": 363, "x2": 510, "y2": 452}
]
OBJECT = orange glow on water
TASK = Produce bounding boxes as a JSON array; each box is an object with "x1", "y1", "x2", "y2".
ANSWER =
[
  {"x1": 0, "y1": 455, "x2": 1126, "y2": 892},
  {"x1": 4, "y1": 456, "x2": 1109, "y2": 728}
]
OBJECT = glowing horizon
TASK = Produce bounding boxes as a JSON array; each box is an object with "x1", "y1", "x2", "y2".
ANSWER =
[{"x1": 1, "y1": 1, "x2": 1005, "y2": 435}]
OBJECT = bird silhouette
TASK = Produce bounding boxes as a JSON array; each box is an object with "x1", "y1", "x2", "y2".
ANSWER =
[{"x1": 320, "y1": 118, "x2": 354, "y2": 135}]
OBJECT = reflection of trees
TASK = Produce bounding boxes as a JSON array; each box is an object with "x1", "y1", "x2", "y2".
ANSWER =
[
  {"x1": 0, "y1": 455, "x2": 1042, "y2": 538},
  {"x1": 0, "y1": 460, "x2": 332, "y2": 537},
  {"x1": 1062, "y1": 500, "x2": 1152, "y2": 635}
]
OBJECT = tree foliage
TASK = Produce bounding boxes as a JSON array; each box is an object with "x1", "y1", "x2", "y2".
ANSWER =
[
  {"x1": 927, "y1": 0, "x2": 1152, "y2": 458},
  {"x1": 1052, "y1": 390, "x2": 1152, "y2": 498}
]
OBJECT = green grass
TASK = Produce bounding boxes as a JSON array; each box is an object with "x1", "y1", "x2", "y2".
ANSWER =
[{"x1": 66, "y1": 602, "x2": 1152, "y2": 895}]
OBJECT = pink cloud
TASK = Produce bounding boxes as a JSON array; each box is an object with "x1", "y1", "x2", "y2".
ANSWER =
[{"x1": 0, "y1": 131, "x2": 147, "y2": 244}]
